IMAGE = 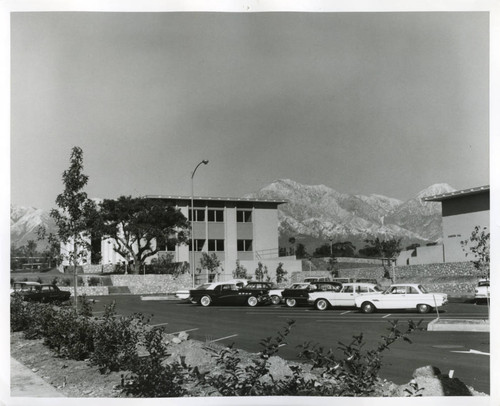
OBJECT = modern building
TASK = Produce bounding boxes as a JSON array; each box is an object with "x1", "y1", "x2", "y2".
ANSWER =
[
  {"x1": 423, "y1": 185, "x2": 489, "y2": 263},
  {"x1": 96, "y1": 195, "x2": 302, "y2": 282},
  {"x1": 397, "y1": 185, "x2": 490, "y2": 265}
]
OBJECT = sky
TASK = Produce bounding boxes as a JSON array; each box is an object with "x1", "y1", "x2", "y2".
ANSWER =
[{"x1": 8, "y1": 10, "x2": 491, "y2": 211}]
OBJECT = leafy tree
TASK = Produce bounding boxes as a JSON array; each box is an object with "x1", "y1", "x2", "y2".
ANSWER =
[
  {"x1": 295, "y1": 243, "x2": 307, "y2": 259},
  {"x1": 461, "y1": 226, "x2": 490, "y2": 278},
  {"x1": 199, "y1": 253, "x2": 222, "y2": 282},
  {"x1": 233, "y1": 260, "x2": 249, "y2": 279},
  {"x1": 276, "y1": 262, "x2": 288, "y2": 283},
  {"x1": 363, "y1": 237, "x2": 402, "y2": 280},
  {"x1": 47, "y1": 146, "x2": 99, "y2": 308},
  {"x1": 331, "y1": 241, "x2": 356, "y2": 257},
  {"x1": 313, "y1": 244, "x2": 332, "y2": 258},
  {"x1": 255, "y1": 262, "x2": 269, "y2": 282},
  {"x1": 97, "y1": 196, "x2": 189, "y2": 274}
]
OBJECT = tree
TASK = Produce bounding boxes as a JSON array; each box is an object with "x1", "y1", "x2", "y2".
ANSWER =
[
  {"x1": 233, "y1": 260, "x2": 249, "y2": 279},
  {"x1": 255, "y1": 262, "x2": 269, "y2": 282},
  {"x1": 295, "y1": 243, "x2": 307, "y2": 259},
  {"x1": 48, "y1": 146, "x2": 98, "y2": 308},
  {"x1": 363, "y1": 237, "x2": 402, "y2": 281},
  {"x1": 98, "y1": 196, "x2": 189, "y2": 274},
  {"x1": 275, "y1": 262, "x2": 287, "y2": 283},
  {"x1": 331, "y1": 241, "x2": 356, "y2": 257},
  {"x1": 461, "y1": 226, "x2": 490, "y2": 278},
  {"x1": 313, "y1": 244, "x2": 332, "y2": 258},
  {"x1": 199, "y1": 253, "x2": 222, "y2": 282}
]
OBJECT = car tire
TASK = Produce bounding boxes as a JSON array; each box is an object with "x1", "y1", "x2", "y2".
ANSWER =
[
  {"x1": 417, "y1": 304, "x2": 431, "y2": 314},
  {"x1": 270, "y1": 295, "x2": 281, "y2": 305},
  {"x1": 285, "y1": 298, "x2": 297, "y2": 308},
  {"x1": 361, "y1": 301, "x2": 376, "y2": 314},
  {"x1": 315, "y1": 299, "x2": 328, "y2": 311},
  {"x1": 200, "y1": 295, "x2": 212, "y2": 307},
  {"x1": 247, "y1": 296, "x2": 258, "y2": 307}
]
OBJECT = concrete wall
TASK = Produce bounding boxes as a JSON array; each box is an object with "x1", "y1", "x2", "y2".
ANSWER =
[
  {"x1": 442, "y1": 210, "x2": 489, "y2": 263},
  {"x1": 397, "y1": 245, "x2": 444, "y2": 266}
]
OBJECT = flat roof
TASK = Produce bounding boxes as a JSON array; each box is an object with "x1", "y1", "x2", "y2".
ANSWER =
[
  {"x1": 143, "y1": 195, "x2": 287, "y2": 205},
  {"x1": 424, "y1": 185, "x2": 489, "y2": 202}
]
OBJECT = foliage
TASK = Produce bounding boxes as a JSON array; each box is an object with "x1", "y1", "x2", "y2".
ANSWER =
[
  {"x1": 233, "y1": 260, "x2": 249, "y2": 279},
  {"x1": 295, "y1": 243, "x2": 307, "y2": 259},
  {"x1": 327, "y1": 257, "x2": 338, "y2": 277},
  {"x1": 275, "y1": 262, "x2": 288, "y2": 283},
  {"x1": 313, "y1": 243, "x2": 333, "y2": 257},
  {"x1": 199, "y1": 253, "x2": 222, "y2": 281},
  {"x1": 200, "y1": 320, "x2": 296, "y2": 396},
  {"x1": 362, "y1": 237, "x2": 402, "y2": 280},
  {"x1": 255, "y1": 262, "x2": 270, "y2": 282},
  {"x1": 461, "y1": 226, "x2": 490, "y2": 278},
  {"x1": 298, "y1": 319, "x2": 423, "y2": 396},
  {"x1": 88, "y1": 276, "x2": 102, "y2": 286},
  {"x1": 43, "y1": 146, "x2": 99, "y2": 308},
  {"x1": 122, "y1": 327, "x2": 189, "y2": 397},
  {"x1": 90, "y1": 302, "x2": 149, "y2": 373},
  {"x1": 97, "y1": 196, "x2": 189, "y2": 274},
  {"x1": 331, "y1": 241, "x2": 356, "y2": 257}
]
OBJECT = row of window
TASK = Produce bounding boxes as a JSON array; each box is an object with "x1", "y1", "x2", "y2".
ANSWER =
[
  {"x1": 189, "y1": 209, "x2": 252, "y2": 223},
  {"x1": 161, "y1": 239, "x2": 253, "y2": 252}
]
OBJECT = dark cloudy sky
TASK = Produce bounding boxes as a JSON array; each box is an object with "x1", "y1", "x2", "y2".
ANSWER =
[{"x1": 10, "y1": 11, "x2": 489, "y2": 210}]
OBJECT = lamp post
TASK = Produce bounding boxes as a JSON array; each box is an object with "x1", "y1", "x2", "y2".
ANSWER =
[{"x1": 191, "y1": 159, "x2": 209, "y2": 288}]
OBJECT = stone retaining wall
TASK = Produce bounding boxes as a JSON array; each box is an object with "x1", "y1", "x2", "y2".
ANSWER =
[
  {"x1": 59, "y1": 286, "x2": 109, "y2": 296},
  {"x1": 110, "y1": 274, "x2": 192, "y2": 295}
]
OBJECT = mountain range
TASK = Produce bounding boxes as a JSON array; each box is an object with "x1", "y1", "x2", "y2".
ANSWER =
[{"x1": 10, "y1": 179, "x2": 453, "y2": 252}]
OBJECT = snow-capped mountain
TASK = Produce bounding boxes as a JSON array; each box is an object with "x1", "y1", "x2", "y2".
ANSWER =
[
  {"x1": 10, "y1": 205, "x2": 55, "y2": 248},
  {"x1": 246, "y1": 179, "x2": 455, "y2": 250}
]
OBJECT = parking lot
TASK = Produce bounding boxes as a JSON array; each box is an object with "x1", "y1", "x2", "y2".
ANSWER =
[{"x1": 88, "y1": 295, "x2": 490, "y2": 394}]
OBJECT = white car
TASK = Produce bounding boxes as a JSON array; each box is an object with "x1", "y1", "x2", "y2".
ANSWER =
[
  {"x1": 308, "y1": 283, "x2": 382, "y2": 310},
  {"x1": 175, "y1": 279, "x2": 248, "y2": 301},
  {"x1": 474, "y1": 279, "x2": 490, "y2": 300},
  {"x1": 354, "y1": 284, "x2": 448, "y2": 314}
]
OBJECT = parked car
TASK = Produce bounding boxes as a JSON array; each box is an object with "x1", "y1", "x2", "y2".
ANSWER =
[
  {"x1": 474, "y1": 279, "x2": 490, "y2": 300},
  {"x1": 308, "y1": 283, "x2": 382, "y2": 310},
  {"x1": 244, "y1": 281, "x2": 285, "y2": 305},
  {"x1": 11, "y1": 282, "x2": 71, "y2": 303},
  {"x1": 354, "y1": 284, "x2": 448, "y2": 314},
  {"x1": 281, "y1": 281, "x2": 343, "y2": 307},
  {"x1": 189, "y1": 280, "x2": 270, "y2": 307},
  {"x1": 175, "y1": 279, "x2": 247, "y2": 302}
]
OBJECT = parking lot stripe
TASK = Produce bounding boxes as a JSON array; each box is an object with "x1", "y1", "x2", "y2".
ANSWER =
[
  {"x1": 207, "y1": 334, "x2": 238, "y2": 343},
  {"x1": 340, "y1": 311, "x2": 351, "y2": 315},
  {"x1": 151, "y1": 322, "x2": 169, "y2": 327},
  {"x1": 167, "y1": 328, "x2": 199, "y2": 335},
  {"x1": 382, "y1": 314, "x2": 391, "y2": 318}
]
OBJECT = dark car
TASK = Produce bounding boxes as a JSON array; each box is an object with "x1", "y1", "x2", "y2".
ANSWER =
[
  {"x1": 11, "y1": 282, "x2": 71, "y2": 303},
  {"x1": 189, "y1": 281, "x2": 270, "y2": 307},
  {"x1": 281, "y1": 281, "x2": 343, "y2": 307}
]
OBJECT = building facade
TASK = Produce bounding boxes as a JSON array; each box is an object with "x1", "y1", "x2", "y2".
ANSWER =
[
  {"x1": 95, "y1": 195, "x2": 302, "y2": 281},
  {"x1": 424, "y1": 185, "x2": 489, "y2": 263}
]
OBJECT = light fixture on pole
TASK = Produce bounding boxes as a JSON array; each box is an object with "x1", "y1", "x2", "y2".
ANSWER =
[{"x1": 191, "y1": 159, "x2": 209, "y2": 288}]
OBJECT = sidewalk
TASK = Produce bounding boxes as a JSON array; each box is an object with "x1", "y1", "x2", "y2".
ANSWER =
[{"x1": 10, "y1": 357, "x2": 64, "y2": 397}]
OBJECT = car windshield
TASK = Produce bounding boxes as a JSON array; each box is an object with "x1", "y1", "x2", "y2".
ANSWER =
[
  {"x1": 418, "y1": 285, "x2": 428, "y2": 293},
  {"x1": 289, "y1": 283, "x2": 309, "y2": 289},
  {"x1": 372, "y1": 285, "x2": 383, "y2": 292}
]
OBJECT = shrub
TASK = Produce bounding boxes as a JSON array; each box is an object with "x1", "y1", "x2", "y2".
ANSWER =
[
  {"x1": 122, "y1": 327, "x2": 189, "y2": 397},
  {"x1": 10, "y1": 294, "x2": 37, "y2": 333},
  {"x1": 90, "y1": 302, "x2": 149, "y2": 374},
  {"x1": 61, "y1": 278, "x2": 71, "y2": 286},
  {"x1": 88, "y1": 277, "x2": 102, "y2": 287},
  {"x1": 276, "y1": 263, "x2": 287, "y2": 283}
]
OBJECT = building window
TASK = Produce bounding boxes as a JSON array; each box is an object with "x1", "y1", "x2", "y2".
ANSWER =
[
  {"x1": 237, "y1": 210, "x2": 252, "y2": 223},
  {"x1": 188, "y1": 239, "x2": 205, "y2": 251},
  {"x1": 237, "y1": 239, "x2": 253, "y2": 251},
  {"x1": 208, "y1": 209, "x2": 224, "y2": 222},
  {"x1": 208, "y1": 239, "x2": 225, "y2": 252},
  {"x1": 189, "y1": 209, "x2": 205, "y2": 222}
]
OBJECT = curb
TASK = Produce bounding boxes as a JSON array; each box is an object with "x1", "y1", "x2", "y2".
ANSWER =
[
  {"x1": 10, "y1": 357, "x2": 65, "y2": 397},
  {"x1": 427, "y1": 318, "x2": 489, "y2": 332},
  {"x1": 141, "y1": 294, "x2": 178, "y2": 301}
]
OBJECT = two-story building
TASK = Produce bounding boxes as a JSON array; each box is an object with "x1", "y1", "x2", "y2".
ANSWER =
[{"x1": 96, "y1": 195, "x2": 301, "y2": 282}]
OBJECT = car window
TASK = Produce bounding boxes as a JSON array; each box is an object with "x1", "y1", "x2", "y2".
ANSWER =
[
  {"x1": 390, "y1": 286, "x2": 406, "y2": 294},
  {"x1": 343, "y1": 286, "x2": 354, "y2": 293},
  {"x1": 417, "y1": 285, "x2": 427, "y2": 293},
  {"x1": 357, "y1": 286, "x2": 369, "y2": 293},
  {"x1": 195, "y1": 284, "x2": 212, "y2": 290},
  {"x1": 220, "y1": 285, "x2": 234, "y2": 291},
  {"x1": 478, "y1": 281, "x2": 490, "y2": 287},
  {"x1": 407, "y1": 286, "x2": 419, "y2": 294}
]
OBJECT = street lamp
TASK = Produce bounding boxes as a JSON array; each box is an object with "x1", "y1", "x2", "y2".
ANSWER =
[{"x1": 191, "y1": 159, "x2": 209, "y2": 287}]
